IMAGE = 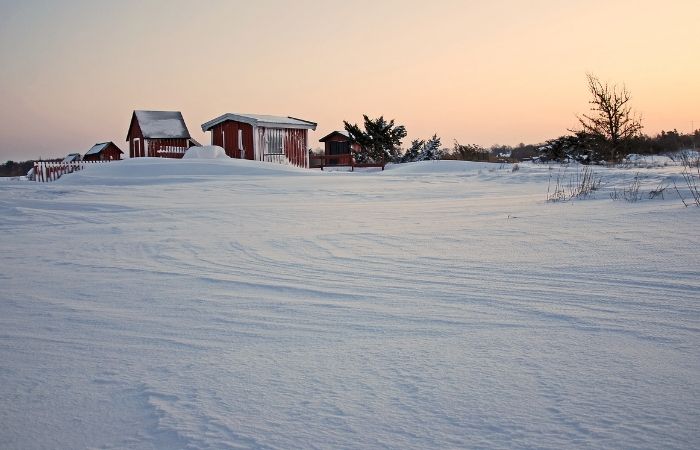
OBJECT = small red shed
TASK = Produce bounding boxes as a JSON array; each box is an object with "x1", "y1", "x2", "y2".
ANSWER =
[
  {"x1": 83, "y1": 142, "x2": 123, "y2": 161},
  {"x1": 319, "y1": 131, "x2": 361, "y2": 164},
  {"x1": 201, "y1": 113, "x2": 317, "y2": 168},
  {"x1": 126, "y1": 110, "x2": 193, "y2": 158}
]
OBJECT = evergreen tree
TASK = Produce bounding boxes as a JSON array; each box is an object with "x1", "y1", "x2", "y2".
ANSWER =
[
  {"x1": 417, "y1": 134, "x2": 442, "y2": 161},
  {"x1": 538, "y1": 132, "x2": 606, "y2": 164},
  {"x1": 400, "y1": 135, "x2": 443, "y2": 163},
  {"x1": 344, "y1": 115, "x2": 407, "y2": 163},
  {"x1": 402, "y1": 139, "x2": 424, "y2": 162}
]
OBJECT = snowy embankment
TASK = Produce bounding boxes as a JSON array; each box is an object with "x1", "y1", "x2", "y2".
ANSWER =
[
  {"x1": 1, "y1": 159, "x2": 698, "y2": 449},
  {"x1": 53, "y1": 156, "x2": 312, "y2": 186}
]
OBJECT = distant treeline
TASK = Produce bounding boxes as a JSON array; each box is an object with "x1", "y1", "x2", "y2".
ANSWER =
[
  {"x1": 335, "y1": 113, "x2": 699, "y2": 165},
  {"x1": 0, "y1": 158, "x2": 60, "y2": 177},
  {"x1": 3, "y1": 129, "x2": 698, "y2": 176},
  {"x1": 442, "y1": 129, "x2": 700, "y2": 164},
  {"x1": 343, "y1": 76, "x2": 698, "y2": 165}
]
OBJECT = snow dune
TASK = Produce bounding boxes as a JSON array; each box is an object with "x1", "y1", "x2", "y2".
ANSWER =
[
  {"x1": 1, "y1": 159, "x2": 698, "y2": 449},
  {"x1": 54, "y1": 157, "x2": 313, "y2": 186}
]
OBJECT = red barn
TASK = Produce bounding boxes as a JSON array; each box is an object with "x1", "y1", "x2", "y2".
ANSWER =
[
  {"x1": 126, "y1": 110, "x2": 194, "y2": 158},
  {"x1": 82, "y1": 142, "x2": 123, "y2": 161},
  {"x1": 201, "y1": 113, "x2": 317, "y2": 168}
]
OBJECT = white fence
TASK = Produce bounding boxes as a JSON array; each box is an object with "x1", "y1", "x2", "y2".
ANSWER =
[
  {"x1": 156, "y1": 146, "x2": 188, "y2": 158},
  {"x1": 33, "y1": 160, "x2": 112, "y2": 182},
  {"x1": 262, "y1": 153, "x2": 288, "y2": 165}
]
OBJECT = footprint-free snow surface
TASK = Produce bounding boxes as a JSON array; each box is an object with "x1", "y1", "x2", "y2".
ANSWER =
[{"x1": 1, "y1": 159, "x2": 698, "y2": 449}]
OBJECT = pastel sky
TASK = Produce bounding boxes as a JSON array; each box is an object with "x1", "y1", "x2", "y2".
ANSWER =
[{"x1": 1, "y1": 0, "x2": 698, "y2": 162}]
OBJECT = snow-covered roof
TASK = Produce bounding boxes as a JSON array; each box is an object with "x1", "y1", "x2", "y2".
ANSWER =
[
  {"x1": 85, "y1": 143, "x2": 106, "y2": 156},
  {"x1": 201, "y1": 113, "x2": 317, "y2": 132},
  {"x1": 134, "y1": 110, "x2": 191, "y2": 139},
  {"x1": 85, "y1": 142, "x2": 123, "y2": 156},
  {"x1": 62, "y1": 153, "x2": 81, "y2": 163},
  {"x1": 85, "y1": 143, "x2": 109, "y2": 156}
]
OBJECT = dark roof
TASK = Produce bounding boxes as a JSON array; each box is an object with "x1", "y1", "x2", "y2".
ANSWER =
[
  {"x1": 85, "y1": 142, "x2": 123, "y2": 156},
  {"x1": 201, "y1": 113, "x2": 317, "y2": 132},
  {"x1": 319, "y1": 130, "x2": 351, "y2": 142},
  {"x1": 133, "y1": 110, "x2": 191, "y2": 139}
]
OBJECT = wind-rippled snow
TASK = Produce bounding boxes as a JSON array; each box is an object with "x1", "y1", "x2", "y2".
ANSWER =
[{"x1": 1, "y1": 159, "x2": 698, "y2": 449}]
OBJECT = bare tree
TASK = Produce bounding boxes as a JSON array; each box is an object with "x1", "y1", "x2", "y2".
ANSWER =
[{"x1": 575, "y1": 74, "x2": 643, "y2": 161}]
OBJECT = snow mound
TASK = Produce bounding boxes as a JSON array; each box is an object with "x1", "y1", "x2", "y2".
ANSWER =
[
  {"x1": 182, "y1": 145, "x2": 229, "y2": 159},
  {"x1": 53, "y1": 157, "x2": 312, "y2": 186},
  {"x1": 383, "y1": 160, "x2": 502, "y2": 175},
  {"x1": 2, "y1": 156, "x2": 699, "y2": 449},
  {"x1": 624, "y1": 154, "x2": 674, "y2": 167}
]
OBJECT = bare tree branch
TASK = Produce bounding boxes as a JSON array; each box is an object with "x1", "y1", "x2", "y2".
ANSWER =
[{"x1": 573, "y1": 74, "x2": 643, "y2": 161}]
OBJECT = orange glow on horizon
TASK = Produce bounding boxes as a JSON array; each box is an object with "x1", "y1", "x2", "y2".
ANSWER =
[{"x1": 0, "y1": 0, "x2": 698, "y2": 161}]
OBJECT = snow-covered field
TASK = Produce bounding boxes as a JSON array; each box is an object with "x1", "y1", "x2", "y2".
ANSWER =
[{"x1": 1, "y1": 159, "x2": 698, "y2": 449}]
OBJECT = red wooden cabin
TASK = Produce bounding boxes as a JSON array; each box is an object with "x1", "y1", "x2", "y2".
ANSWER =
[
  {"x1": 126, "y1": 110, "x2": 194, "y2": 158},
  {"x1": 82, "y1": 142, "x2": 123, "y2": 161},
  {"x1": 318, "y1": 131, "x2": 361, "y2": 165},
  {"x1": 201, "y1": 113, "x2": 317, "y2": 168}
]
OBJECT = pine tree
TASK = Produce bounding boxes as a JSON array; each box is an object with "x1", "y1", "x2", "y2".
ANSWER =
[
  {"x1": 402, "y1": 139, "x2": 424, "y2": 162},
  {"x1": 344, "y1": 115, "x2": 407, "y2": 163},
  {"x1": 417, "y1": 134, "x2": 442, "y2": 161}
]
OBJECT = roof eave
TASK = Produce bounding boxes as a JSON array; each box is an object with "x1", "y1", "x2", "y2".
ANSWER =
[
  {"x1": 256, "y1": 122, "x2": 316, "y2": 130},
  {"x1": 202, "y1": 113, "x2": 317, "y2": 132},
  {"x1": 287, "y1": 116, "x2": 317, "y2": 130},
  {"x1": 319, "y1": 131, "x2": 350, "y2": 142},
  {"x1": 142, "y1": 132, "x2": 192, "y2": 139},
  {"x1": 201, "y1": 113, "x2": 258, "y2": 132}
]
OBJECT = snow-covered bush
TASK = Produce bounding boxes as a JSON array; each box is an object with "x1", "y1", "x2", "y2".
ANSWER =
[
  {"x1": 402, "y1": 135, "x2": 442, "y2": 162},
  {"x1": 182, "y1": 146, "x2": 229, "y2": 159},
  {"x1": 538, "y1": 133, "x2": 606, "y2": 164}
]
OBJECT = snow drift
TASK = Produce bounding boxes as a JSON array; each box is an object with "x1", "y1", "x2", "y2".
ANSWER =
[
  {"x1": 182, "y1": 145, "x2": 229, "y2": 159},
  {"x1": 1, "y1": 159, "x2": 698, "y2": 449},
  {"x1": 52, "y1": 156, "x2": 313, "y2": 186}
]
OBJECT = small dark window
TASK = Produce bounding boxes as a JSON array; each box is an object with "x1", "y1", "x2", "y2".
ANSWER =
[{"x1": 329, "y1": 141, "x2": 350, "y2": 155}]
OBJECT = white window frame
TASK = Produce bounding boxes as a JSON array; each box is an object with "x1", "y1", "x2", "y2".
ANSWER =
[{"x1": 238, "y1": 129, "x2": 244, "y2": 158}]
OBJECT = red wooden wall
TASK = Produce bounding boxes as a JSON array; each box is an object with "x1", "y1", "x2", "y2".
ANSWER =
[
  {"x1": 127, "y1": 118, "x2": 189, "y2": 158},
  {"x1": 147, "y1": 138, "x2": 189, "y2": 158},
  {"x1": 127, "y1": 119, "x2": 145, "y2": 158},
  {"x1": 208, "y1": 119, "x2": 308, "y2": 168},
  {"x1": 284, "y1": 129, "x2": 307, "y2": 168},
  {"x1": 323, "y1": 134, "x2": 360, "y2": 156},
  {"x1": 210, "y1": 121, "x2": 255, "y2": 159}
]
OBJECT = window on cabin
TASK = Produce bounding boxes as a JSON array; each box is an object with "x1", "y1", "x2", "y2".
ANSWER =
[
  {"x1": 238, "y1": 130, "x2": 243, "y2": 150},
  {"x1": 265, "y1": 129, "x2": 284, "y2": 154}
]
